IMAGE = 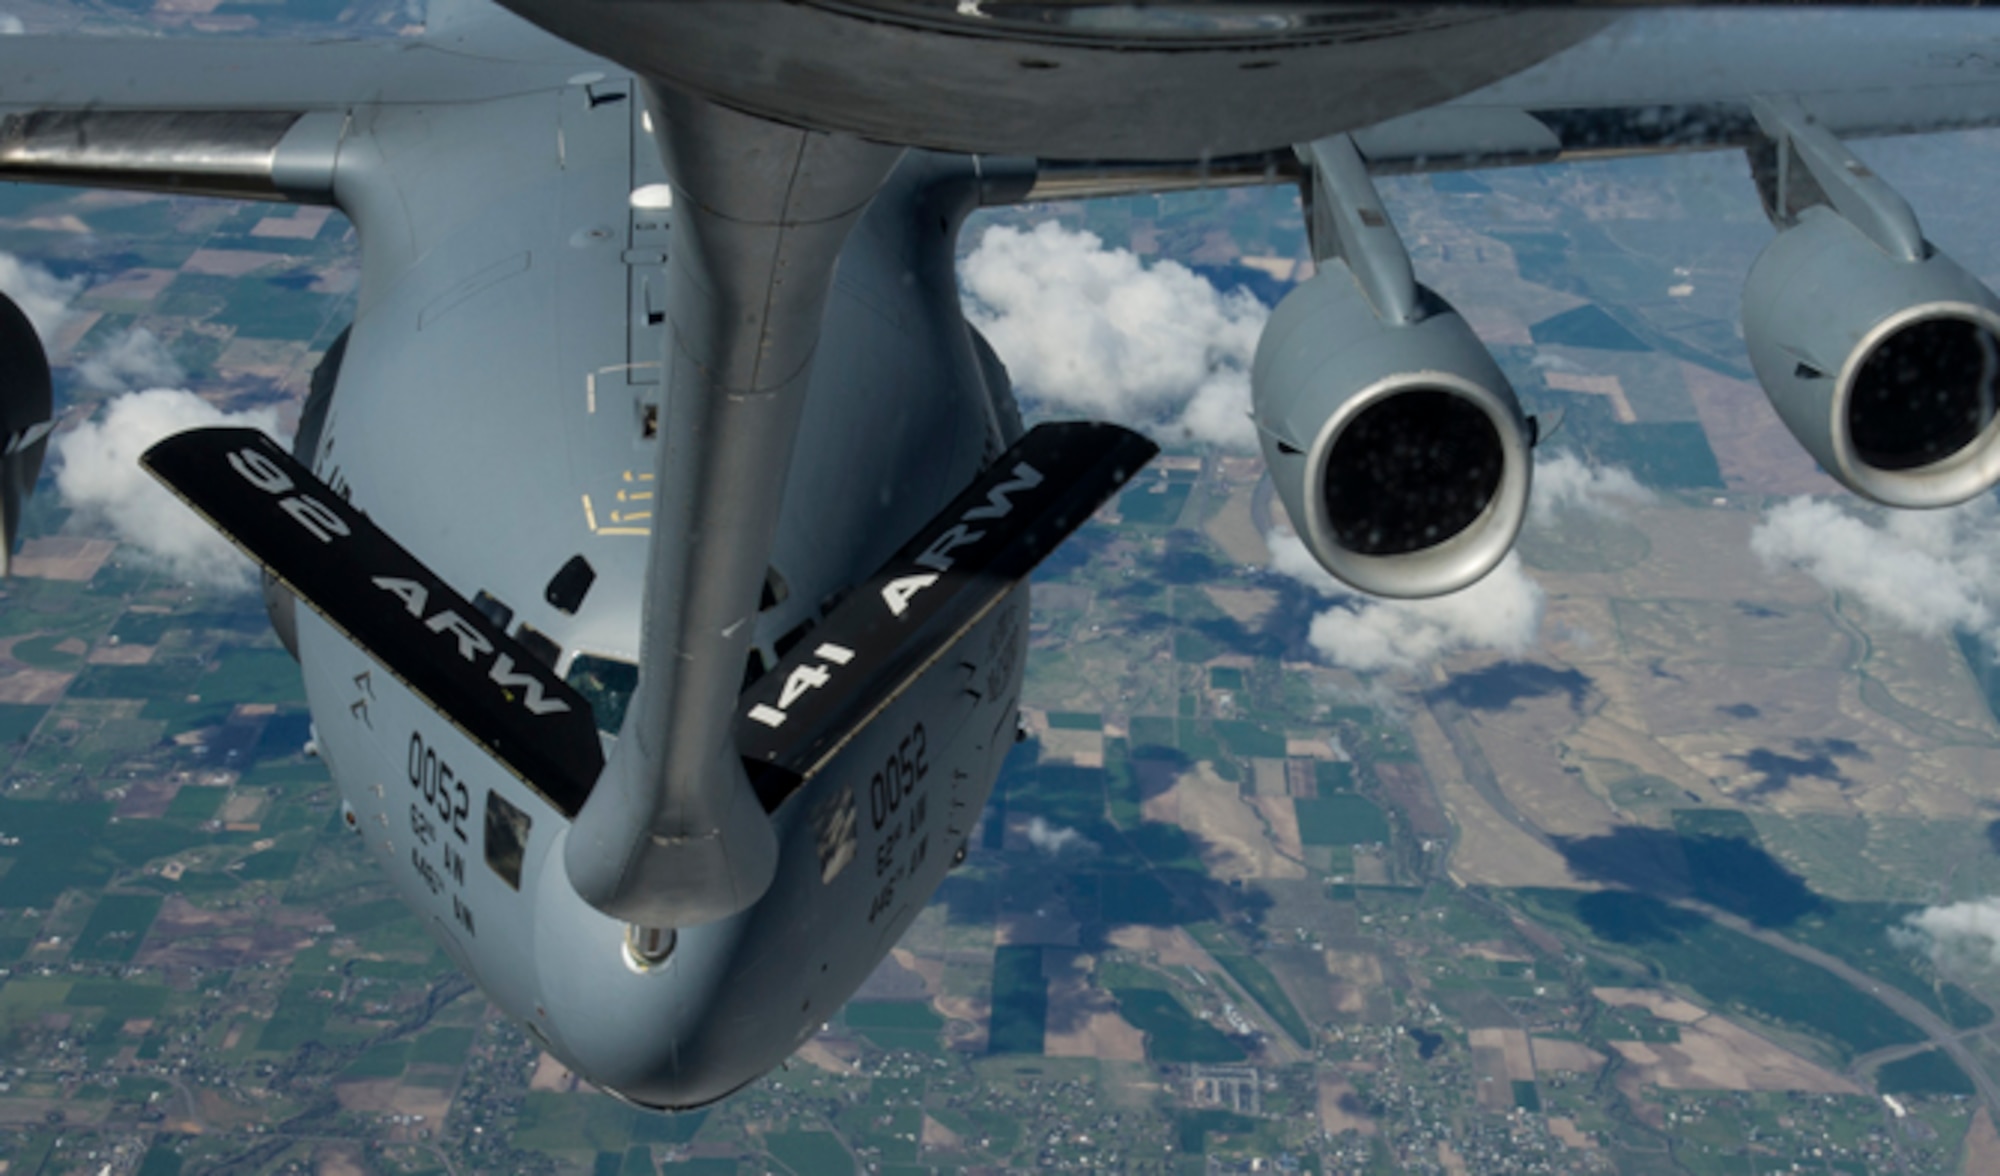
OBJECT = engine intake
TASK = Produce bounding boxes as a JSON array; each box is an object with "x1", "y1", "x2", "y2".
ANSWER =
[
  {"x1": 1252, "y1": 265, "x2": 1531, "y2": 599},
  {"x1": 1744, "y1": 206, "x2": 2000, "y2": 508}
]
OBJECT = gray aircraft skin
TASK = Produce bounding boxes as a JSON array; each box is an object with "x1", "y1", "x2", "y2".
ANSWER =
[
  {"x1": 5, "y1": 0, "x2": 2000, "y2": 1110},
  {"x1": 289, "y1": 97, "x2": 1035, "y2": 1103}
]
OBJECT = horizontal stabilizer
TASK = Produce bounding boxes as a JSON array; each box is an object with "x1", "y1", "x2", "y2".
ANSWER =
[
  {"x1": 738, "y1": 421, "x2": 1157, "y2": 807},
  {"x1": 142, "y1": 427, "x2": 603, "y2": 815}
]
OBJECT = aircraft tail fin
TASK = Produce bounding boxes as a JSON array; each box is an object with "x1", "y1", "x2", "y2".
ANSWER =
[
  {"x1": 141, "y1": 427, "x2": 605, "y2": 815},
  {"x1": 737, "y1": 420, "x2": 1157, "y2": 810}
]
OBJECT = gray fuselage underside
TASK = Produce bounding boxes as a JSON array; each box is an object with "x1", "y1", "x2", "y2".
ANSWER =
[{"x1": 295, "y1": 77, "x2": 1024, "y2": 1106}]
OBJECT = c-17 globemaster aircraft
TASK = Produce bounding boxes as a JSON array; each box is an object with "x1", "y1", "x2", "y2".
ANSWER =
[{"x1": 0, "y1": 0, "x2": 1998, "y2": 1110}]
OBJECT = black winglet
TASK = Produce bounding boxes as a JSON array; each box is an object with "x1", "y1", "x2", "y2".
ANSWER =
[
  {"x1": 142, "y1": 428, "x2": 603, "y2": 816},
  {"x1": 737, "y1": 421, "x2": 1157, "y2": 809}
]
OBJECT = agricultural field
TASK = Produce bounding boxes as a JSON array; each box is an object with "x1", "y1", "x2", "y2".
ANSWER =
[{"x1": 3, "y1": 30, "x2": 2000, "y2": 1174}]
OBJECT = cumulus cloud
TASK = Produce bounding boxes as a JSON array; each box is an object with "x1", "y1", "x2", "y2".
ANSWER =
[
  {"x1": 0, "y1": 247, "x2": 284, "y2": 593},
  {"x1": 1265, "y1": 527, "x2": 1340, "y2": 595},
  {"x1": 7, "y1": 248, "x2": 278, "y2": 591},
  {"x1": 1750, "y1": 495, "x2": 2000, "y2": 641},
  {"x1": 1266, "y1": 529, "x2": 1545, "y2": 673},
  {"x1": 1255, "y1": 452, "x2": 1635, "y2": 674},
  {"x1": 1894, "y1": 898, "x2": 2000, "y2": 972},
  {"x1": 1022, "y1": 816, "x2": 1095, "y2": 857},
  {"x1": 0, "y1": 15, "x2": 26, "y2": 35},
  {"x1": 1305, "y1": 553, "x2": 1545, "y2": 673},
  {"x1": 74, "y1": 327, "x2": 184, "y2": 394},
  {"x1": 1530, "y1": 451, "x2": 1654, "y2": 527},
  {"x1": 55, "y1": 389, "x2": 281, "y2": 589},
  {"x1": 959, "y1": 222, "x2": 1267, "y2": 450},
  {"x1": 0, "y1": 252, "x2": 83, "y2": 348}
]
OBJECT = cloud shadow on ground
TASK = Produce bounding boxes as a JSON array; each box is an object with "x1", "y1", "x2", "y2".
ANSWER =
[
  {"x1": 1728, "y1": 738, "x2": 1868, "y2": 797},
  {"x1": 1425, "y1": 661, "x2": 1592, "y2": 713},
  {"x1": 1552, "y1": 825, "x2": 1824, "y2": 929}
]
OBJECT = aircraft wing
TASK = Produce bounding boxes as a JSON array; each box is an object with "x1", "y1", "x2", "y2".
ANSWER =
[
  {"x1": 0, "y1": 8, "x2": 1992, "y2": 199},
  {"x1": 1351, "y1": 10, "x2": 2000, "y2": 174},
  {"x1": 0, "y1": 33, "x2": 586, "y2": 111},
  {"x1": 0, "y1": 9, "x2": 604, "y2": 200}
]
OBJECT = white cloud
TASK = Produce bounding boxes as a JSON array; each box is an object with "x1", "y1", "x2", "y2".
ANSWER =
[
  {"x1": 18, "y1": 256, "x2": 273, "y2": 590},
  {"x1": 1265, "y1": 527, "x2": 1340, "y2": 595},
  {"x1": 0, "y1": 252, "x2": 83, "y2": 349},
  {"x1": 1260, "y1": 452, "x2": 1630, "y2": 671},
  {"x1": 74, "y1": 327, "x2": 184, "y2": 395},
  {"x1": 1895, "y1": 898, "x2": 2000, "y2": 972},
  {"x1": 1266, "y1": 528, "x2": 1545, "y2": 673},
  {"x1": 1305, "y1": 553, "x2": 1544, "y2": 674},
  {"x1": 1022, "y1": 816, "x2": 1095, "y2": 856},
  {"x1": 0, "y1": 249, "x2": 281, "y2": 593},
  {"x1": 1529, "y1": 451, "x2": 1653, "y2": 527},
  {"x1": 55, "y1": 389, "x2": 282, "y2": 590},
  {"x1": 1750, "y1": 496, "x2": 2000, "y2": 641},
  {"x1": 959, "y1": 222, "x2": 1267, "y2": 450},
  {"x1": 0, "y1": 15, "x2": 26, "y2": 35}
]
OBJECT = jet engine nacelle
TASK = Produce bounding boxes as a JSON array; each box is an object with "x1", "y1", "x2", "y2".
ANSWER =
[
  {"x1": 1744, "y1": 205, "x2": 2000, "y2": 508},
  {"x1": 1251, "y1": 265, "x2": 1532, "y2": 599},
  {"x1": 0, "y1": 291, "x2": 52, "y2": 576}
]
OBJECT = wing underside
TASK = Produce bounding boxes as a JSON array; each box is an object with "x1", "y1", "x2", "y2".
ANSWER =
[
  {"x1": 0, "y1": 10, "x2": 601, "y2": 200},
  {"x1": 1023, "y1": 10, "x2": 2000, "y2": 199},
  {"x1": 1356, "y1": 12, "x2": 2000, "y2": 174},
  {"x1": 0, "y1": 11, "x2": 1993, "y2": 202}
]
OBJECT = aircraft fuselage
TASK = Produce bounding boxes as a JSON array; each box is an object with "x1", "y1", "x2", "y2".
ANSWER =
[
  {"x1": 102, "y1": 0, "x2": 1617, "y2": 1112},
  {"x1": 288, "y1": 78, "x2": 1023, "y2": 1107}
]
